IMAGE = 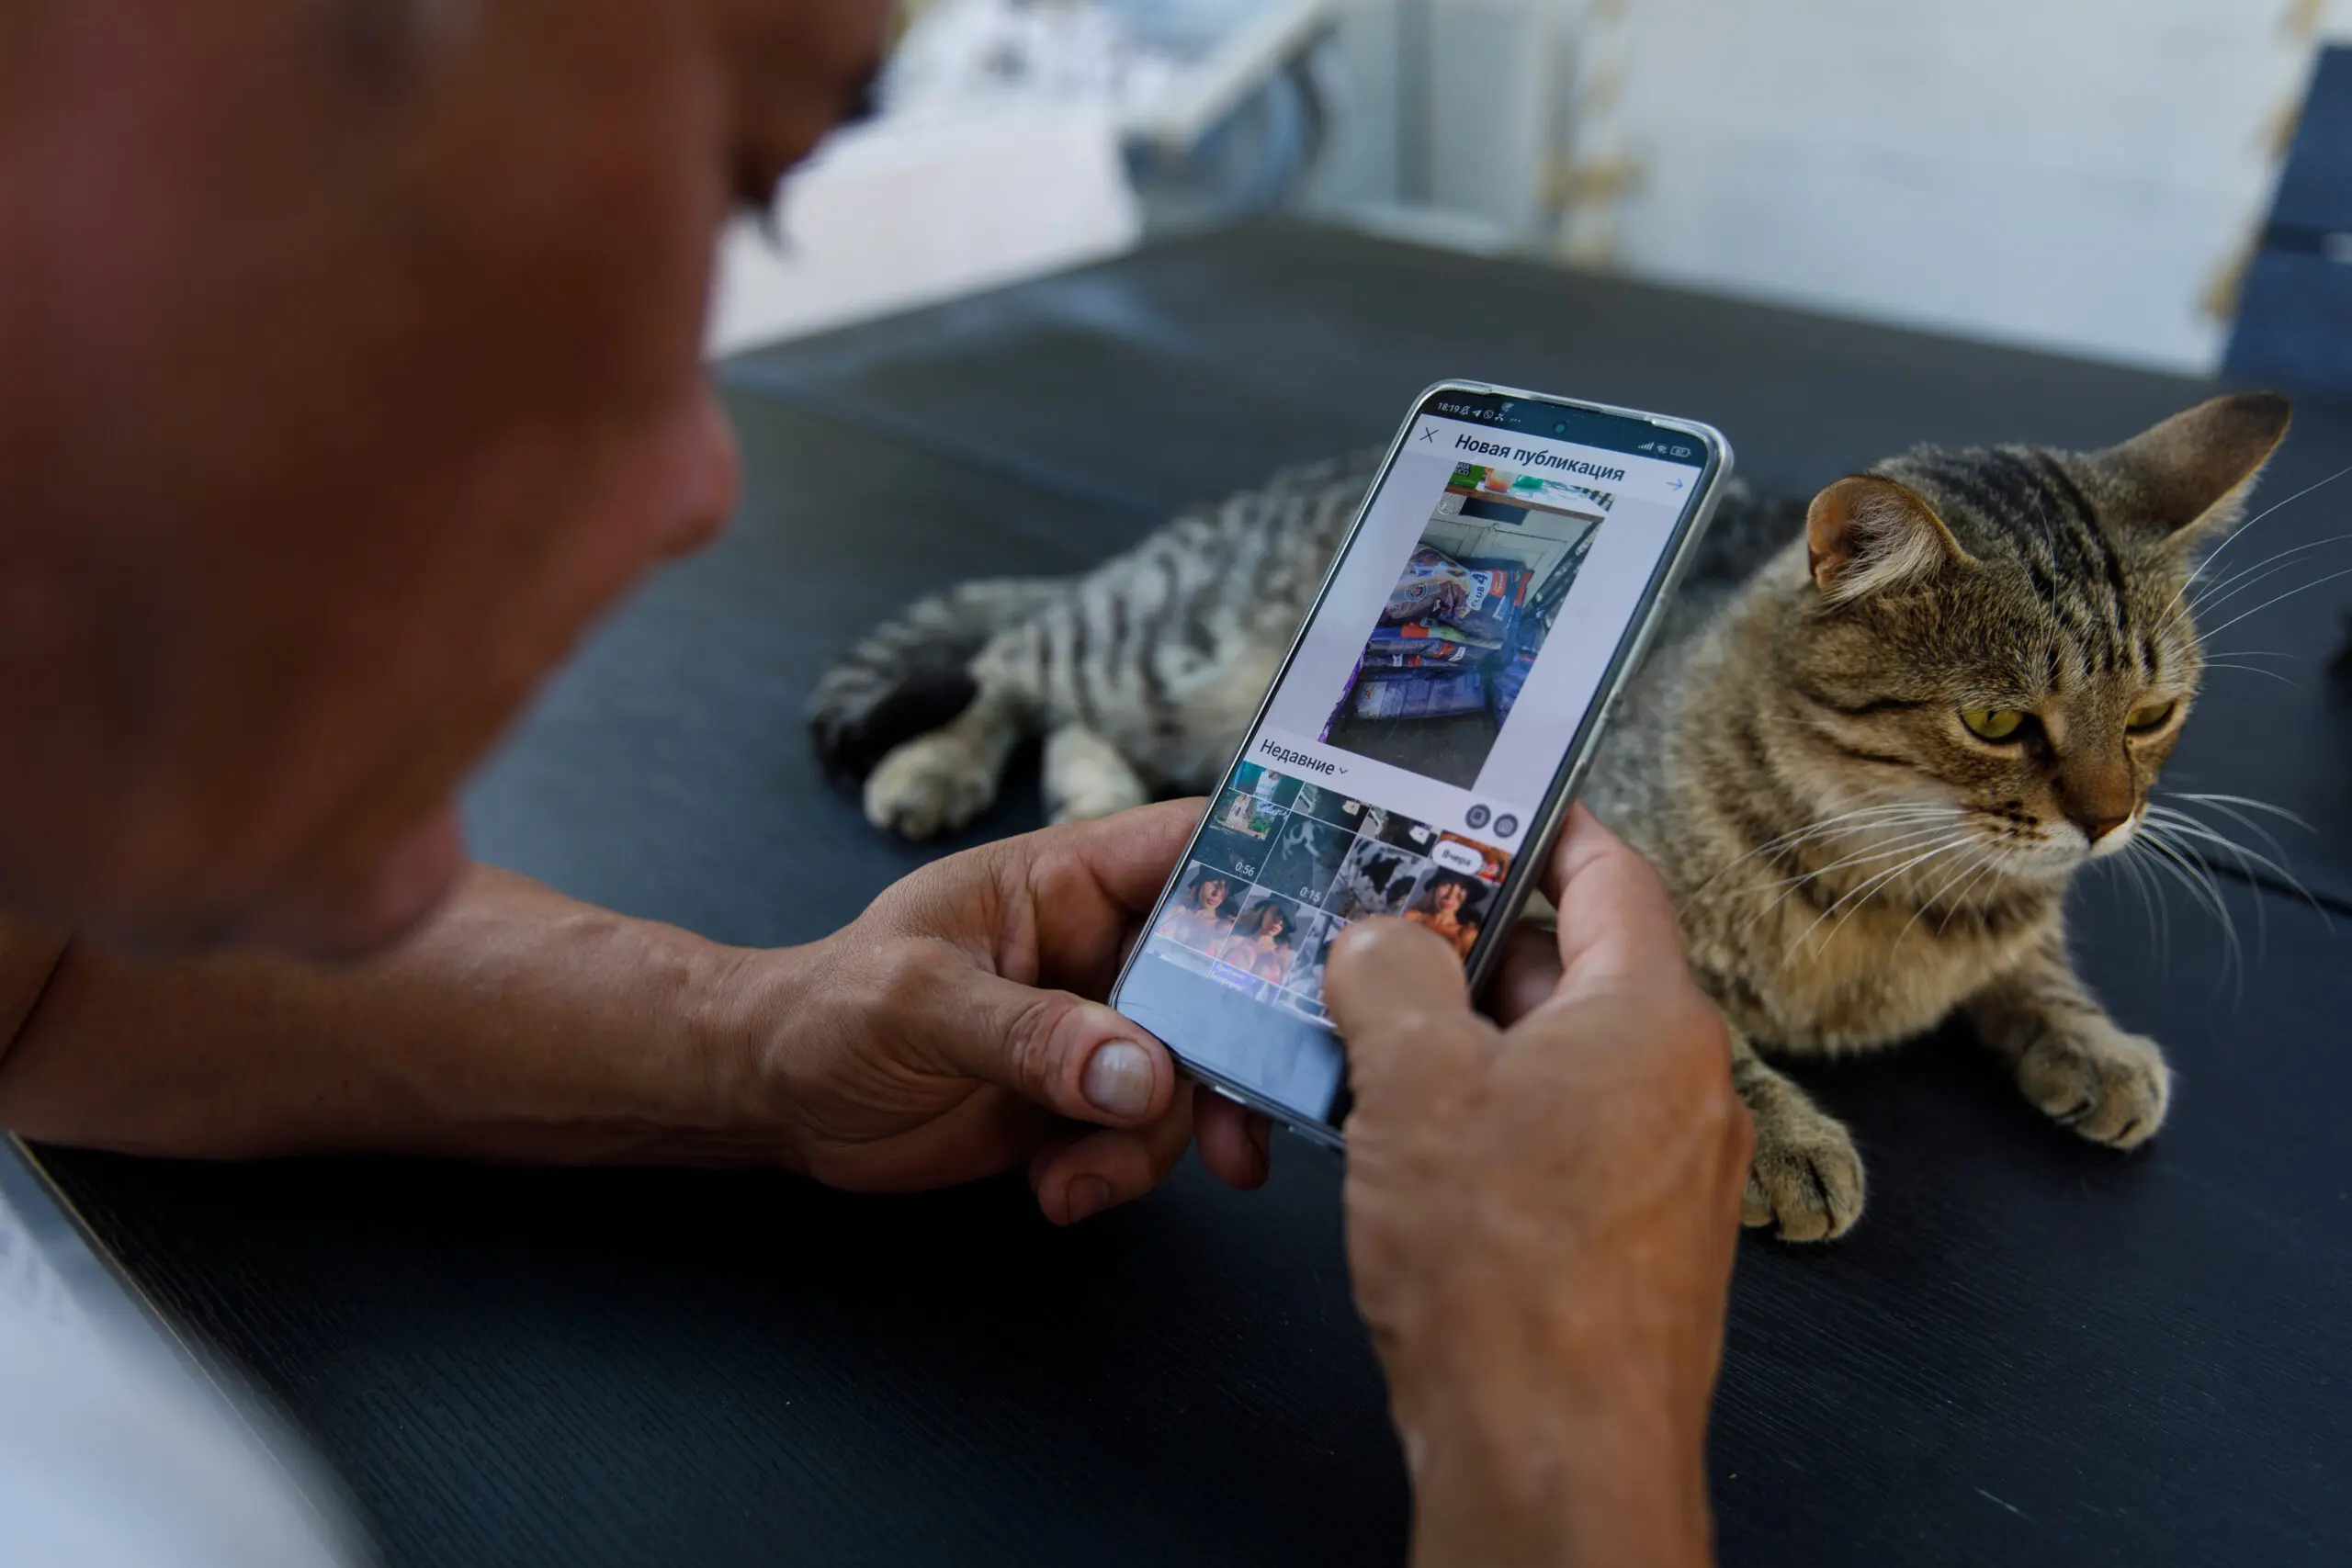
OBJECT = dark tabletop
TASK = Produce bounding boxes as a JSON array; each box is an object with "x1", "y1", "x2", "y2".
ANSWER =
[{"x1": 37, "y1": 223, "x2": 2352, "y2": 1567}]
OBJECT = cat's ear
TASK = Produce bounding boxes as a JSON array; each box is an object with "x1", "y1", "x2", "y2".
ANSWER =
[
  {"x1": 1805, "y1": 476, "x2": 1970, "y2": 604},
  {"x1": 2090, "y1": 392, "x2": 2292, "y2": 547}
]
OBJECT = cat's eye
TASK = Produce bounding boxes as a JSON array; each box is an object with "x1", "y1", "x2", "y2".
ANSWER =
[
  {"x1": 2127, "y1": 698, "x2": 2178, "y2": 732},
  {"x1": 1960, "y1": 708, "x2": 2028, "y2": 742}
]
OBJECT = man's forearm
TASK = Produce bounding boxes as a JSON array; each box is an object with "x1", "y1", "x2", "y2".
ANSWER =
[{"x1": 0, "y1": 864, "x2": 789, "y2": 1164}]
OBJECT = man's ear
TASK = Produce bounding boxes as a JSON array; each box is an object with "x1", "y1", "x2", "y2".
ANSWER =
[
  {"x1": 2089, "y1": 392, "x2": 2293, "y2": 548},
  {"x1": 1805, "y1": 475, "x2": 1970, "y2": 604}
]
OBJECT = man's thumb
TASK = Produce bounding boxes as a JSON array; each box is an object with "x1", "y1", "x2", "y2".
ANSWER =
[
  {"x1": 942, "y1": 970, "x2": 1179, "y2": 1128},
  {"x1": 1324, "y1": 919, "x2": 1492, "y2": 1114}
]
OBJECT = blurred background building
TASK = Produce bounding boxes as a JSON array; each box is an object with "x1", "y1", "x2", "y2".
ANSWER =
[{"x1": 709, "y1": 0, "x2": 2345, "y2": 375}]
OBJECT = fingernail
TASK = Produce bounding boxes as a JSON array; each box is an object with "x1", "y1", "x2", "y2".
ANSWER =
[
  {"x1": 1067, "y1": 1175, "x2": 1113, "y2": 1224},
  {"x1": 1080, "y1": 1040, "x2": 1155, "y2": 1119}
]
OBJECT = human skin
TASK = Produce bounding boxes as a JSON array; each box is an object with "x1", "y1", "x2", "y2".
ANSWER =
[
  {"x1": 1328, "y1": 807, "x2": 1752, "y2": 1568},
  {"x1": 0, "y1": 804, "x2": 1269, "y2": 1223},
  {"x1": 0, "y1": 0, "x2": 888, "y2": 953}
]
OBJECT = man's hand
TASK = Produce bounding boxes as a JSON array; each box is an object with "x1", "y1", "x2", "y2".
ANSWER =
[
  {"x1": 1325, "y1": 806, "x2": 1750, "y2": 1568},
  {"x1": 0, "y1": 804, "x2": 1268, "y2": 1224},
  {"x1": 730, "y1": 801, "x2": 1271, "y2": 1224}
]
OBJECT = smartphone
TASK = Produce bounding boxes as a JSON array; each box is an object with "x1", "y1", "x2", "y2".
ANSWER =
[{"x1": 1107, "y1": 381, "x2": 1732, "y2": 1147}]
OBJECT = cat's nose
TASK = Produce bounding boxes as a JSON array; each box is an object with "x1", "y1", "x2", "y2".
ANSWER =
[
  {"x1": 2073, "y1": 811, "x2": 2132, "y2": 843},
  {"x1": 2058, "y1": 761, "x2": 2135, "y2": 847}
]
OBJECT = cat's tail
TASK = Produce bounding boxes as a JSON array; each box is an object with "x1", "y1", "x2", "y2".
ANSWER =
[{"x1": 807, "y1": 578, "x2": 1066, "y2": 786}]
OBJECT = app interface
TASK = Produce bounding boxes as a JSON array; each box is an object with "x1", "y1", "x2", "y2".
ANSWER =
[{"x1": 1115, "y1": 394, "x2": 1710, "y2": 1126}]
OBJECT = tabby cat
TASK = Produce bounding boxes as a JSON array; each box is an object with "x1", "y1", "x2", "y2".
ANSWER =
[{"x1": 808, "y1": 393, "x2": 2292, "y2": 1240}]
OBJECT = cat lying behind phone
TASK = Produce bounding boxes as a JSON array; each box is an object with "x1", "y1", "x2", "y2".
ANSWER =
[{"x1": 808, "y1": 394, "x2": 2292, "y2": 1241}]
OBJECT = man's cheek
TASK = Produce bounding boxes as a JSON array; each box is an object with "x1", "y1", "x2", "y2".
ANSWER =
[{"x1": 662, "y1": 393, "x2": 741, "y2": 558}]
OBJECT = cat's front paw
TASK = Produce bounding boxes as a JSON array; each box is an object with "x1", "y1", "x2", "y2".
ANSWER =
[
  {"x1": 864, "y1": 735, "x2": 998, "y2": 839},
  {"x1": 2014, "y1": 1021, "x2": 2171, "y2": 1149},
  {"x1": 1042, "y1": 727, "x2": 1150, "y2": 824},
  {"x1": 1047, "y1": 773, "x2": 1149, "y2": 824},
  {"x1": 1741, "y1": 1098, "x2": 1866, "y2": 1243}
]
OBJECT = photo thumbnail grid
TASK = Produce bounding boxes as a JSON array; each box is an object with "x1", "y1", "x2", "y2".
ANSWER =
[{"x1": 1145, "y1": 761, "x2": 1516, "y2": 1024}]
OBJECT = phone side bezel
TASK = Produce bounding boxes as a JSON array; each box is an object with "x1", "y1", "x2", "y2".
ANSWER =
[{"x1": 1107, "y1": 379, "x2": 1735, "y2": 1148}]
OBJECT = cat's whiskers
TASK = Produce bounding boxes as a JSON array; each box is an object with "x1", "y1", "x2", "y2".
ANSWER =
[
  {"x1": 2170, "y1": 789, "x2": 2313, "y2": 832},
  {"x1": 2097, "y1": 834, "x2": 2169, "y2": 962},
  {"x1": 1734, "y1": 818, "x2": 1983, "y2": 906},
  {"x1": 2160, "y1": 796, "x2": 2299, "y2": 871},
  {"x1": 2198, "y1": 660, "x2": 2301, "y2": 688},
  {"x1": 2181, "y1": 529, "x2": 2352, "y2": 621},
  {"x1": 2144, "y1": 799, "x2": 2328, "y2": 923},
  {"x1": 1748, "y1": 805, "x2": 1973, "y2": 861},
  {"x1": 1897, "y1": 840, "x2": 2004, "y2": 949},
  {"x1": 2154, "y1": 830, "x2": 2247, "y2": 998},
  {"x1": 2180, "y1": 562, "x2": 2352, "y2": 647},
  {"x1": 2186, "y1": 567, "x2": 2347, "y2": 648},
  {"x1": 1702, "y1": 818, "x2": 1973, "y2": 922},
  {"x1": 2190, "y1": 644, "x2": 2301, "y2": 685},
  {"x1": 2128, "y1": 823, "x2": 2245, "y2": 995},
  {"x1": 1952, "y1": 842, "x2": 2026, "y2": 933},
  {"x1": 1777, "y1": 830, "x2": 1981, "y2": 970},
  {"x1": 1725, "y1": 825, "x2": 1986, "y2": 936},
  {"x1": 2144, "y1": 807, "x2": 2271, "y2": 956},
  {"x1": 1683, "y1": 801, "x2": 1967, "y2": 905},
  {"x1": 1790, "y1": 834, "x2": 1983, "y2": 965},
  {"x1": 2154, "y1": 461, "x2": 2352, "y2": 633}
]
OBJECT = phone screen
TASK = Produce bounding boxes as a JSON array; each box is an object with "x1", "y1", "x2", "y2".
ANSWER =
[{"x1": 1112, "y1": 387, "x2": 1721, "y2": 1134}]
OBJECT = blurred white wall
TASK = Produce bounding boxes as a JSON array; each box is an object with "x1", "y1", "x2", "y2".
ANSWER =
[
  {"x1": 706, "y1": 106, "x2": 1139, "y2": 356},
  {"x1": 1310, "y1": 0, "x2": 2350, "y2": 372}
]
